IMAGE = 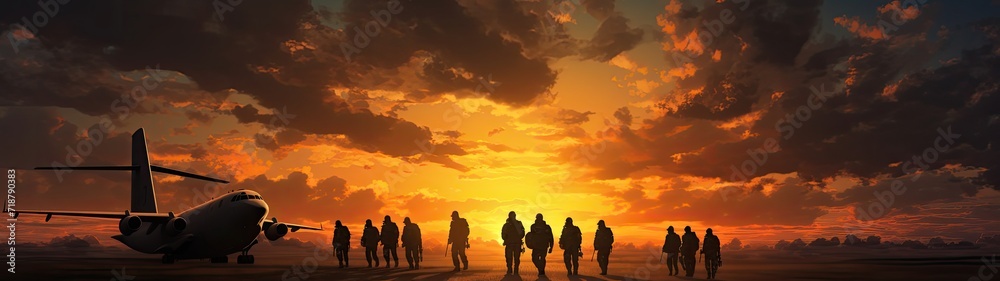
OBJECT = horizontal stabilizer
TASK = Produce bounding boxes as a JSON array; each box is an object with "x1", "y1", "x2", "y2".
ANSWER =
[
  {"x1": 34, "y1": 165, "x2": 228, "y2": 184},
  {"x1": 150, "y1": 165, "x2": 229, "y2": 184},
  {"x1": 35, "y1": 166, "x2": 137, "y2": 171}
]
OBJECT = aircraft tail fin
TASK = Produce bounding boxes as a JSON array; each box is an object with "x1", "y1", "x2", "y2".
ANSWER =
[
  {"x1": 33, "y1": 128, "x2": 230, "y2": 212},
  {"x1": 131, "y1": 128, "x2": 157, "y2": 213}
]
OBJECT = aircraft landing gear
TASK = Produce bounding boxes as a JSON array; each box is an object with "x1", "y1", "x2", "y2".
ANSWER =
[
  {"x1": 237, "y1": 238, "x2": 259, "y2": 264},
  {"x1": 162, "y1": 254, "x2": 176, "y2": 264},
  {"x1": 211, "y1": 256, "x2": 228, "y2": 263}
]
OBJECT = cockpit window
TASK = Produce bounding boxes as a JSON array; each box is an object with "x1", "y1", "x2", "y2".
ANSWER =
[{"x1": 228, "y1": 193, "x2": 261, "y2": 202}]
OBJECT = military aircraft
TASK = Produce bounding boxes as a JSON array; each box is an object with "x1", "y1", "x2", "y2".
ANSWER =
[{"x1": 7, "y1": 128, "x2": 321, "y2": 264}]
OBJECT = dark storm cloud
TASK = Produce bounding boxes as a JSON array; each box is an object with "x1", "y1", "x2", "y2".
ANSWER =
[
  {"x1": 338, "y1": 0, "x2": 559, "y2": 105},
  {"x1": 581, "y1": 0, "x2": 616, "y2": 22},
  {"x1": 578, "y1": 0, "x2": 644, "y2": 61},
  {"x1": 0, "y1": 0, "x2": 574, "y2": 158},
  {"x1": 574, "y1": 1, "x2": 1000, "y2": 193}
]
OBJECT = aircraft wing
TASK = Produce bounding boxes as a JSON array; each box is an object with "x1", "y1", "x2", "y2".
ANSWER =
[
  {"x1": 263, "y1": 219, "x2": 323, "y2": 232},
  {"x1": 9, "y1": 209, "x2": 172, "y2": 222}
]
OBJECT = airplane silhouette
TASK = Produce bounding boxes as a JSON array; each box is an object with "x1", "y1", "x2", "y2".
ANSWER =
[{"x1": 6, "y1": 128, "x2": 321, "y2": 264}]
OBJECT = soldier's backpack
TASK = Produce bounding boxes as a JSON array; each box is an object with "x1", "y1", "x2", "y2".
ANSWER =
[
  {"x1": 525, "y1": 231, "x2": 538, "y2": 249},
  {"x1": 526, "y1": 225, "x2": 549, "y2": 250},
  {"x1": 502, "y1": 220, "x2": 525, "y2": 242},
  {"x1": 455, "y1": 218, "x2": 470, "y2": 239}
]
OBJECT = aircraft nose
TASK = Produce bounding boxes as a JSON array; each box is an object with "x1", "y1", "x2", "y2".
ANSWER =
[{"x1": 243, "y1": 199, "x2": 269, "y2": 220}]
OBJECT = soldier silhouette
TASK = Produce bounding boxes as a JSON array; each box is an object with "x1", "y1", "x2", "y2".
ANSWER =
[
  {"x1": 702, "y1": 228, "x2": 721, "y2": 279},
  {"x1": 593, "y1": 220, "x2": 614, "y2": 275},
  {"x1": 525, "y1": 213, "x2": 554, "y2": 276},
  {"x1": 559, "y1": 217, "x2": 583, "y2": 276},
  {"x1": 401, "y1": 217, "x2": 423, "y2": 269},
  {"x1": 381, "y1": 215, "x2": 400, "y2": 268},
  {"x1": 361, "y1": 219, "x2": 381, "y2": 267},
  {"x1": 332, "y1": 220, "x2": 351, "y2": 268},
  {"x1": 501, "y1": 211, "x2": 525, "y2": 275},
  {"x1": 448, "y1": 211, "x2": 470, "y2": 271},
  {"x1": 662, "y1": 226, "x2": 681, "y2": 276},
  {"x1": 681, "y1": 226, "x2": 700, "y2": 277}
]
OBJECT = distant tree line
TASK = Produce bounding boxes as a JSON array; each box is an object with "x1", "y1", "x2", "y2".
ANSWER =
[{"x1": 718, "y1": 234, "x2": 1000, "y2": 250}]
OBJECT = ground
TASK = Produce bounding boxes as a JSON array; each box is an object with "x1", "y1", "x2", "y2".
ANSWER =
[{"x1": 7, "y1": 245, "x2": 994, "y2": 280}]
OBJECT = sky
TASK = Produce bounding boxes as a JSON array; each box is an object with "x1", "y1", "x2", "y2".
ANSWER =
[{"x1": 1, "y1": 0, "x2": 1000, "y2": 248}]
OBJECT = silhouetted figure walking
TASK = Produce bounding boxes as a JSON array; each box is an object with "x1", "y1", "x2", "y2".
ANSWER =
[
  {"x1": 594, "y1": 220, "x2": 614, "y2": 275},
  {"x1": 560, "y1": 217, "x2": 583, "y2": 276},
  {"x1": 526, "y1": 213, "x2": 554, "y2": 276},
  {"x1": 401, "y1": 217, "x2": 423, "y2": 269},
  {"x1": 681, "y1": 226, "x2": 699, "y2": 277},
  {"x1": 361, "y1": 219, "x2": 380, "y2": 267},
  {"x1": 332, "y1": 220, "x2": 351, "y2": 268},
  {"x1": 501, "y1": 211, "x2": 525, "y2": 275},
  {"x1": 448, "y1": 210, "x2": 470, "y2": 271},
  {"x1": 702, "y1": 228, "x2": 721, "y2": 279},
  {"x1": 381, "y1": 215, "x2": 400, "y2": 268},
  {"x1": 662, "y1": 226, "x2": 681, "y2": 276}
]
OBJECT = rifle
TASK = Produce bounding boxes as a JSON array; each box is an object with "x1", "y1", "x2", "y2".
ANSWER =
[
  {"x1": 591, "y1": 249, "x2": 596, "y2": 261},
  {"x1": 699, "y1": 251, "x2": 703, "y2": 264},
  {"x1": 659, "y1": 252, "x2": 664, "y2": 263},
  {"x1": 444, "y1": 243, "x2": 450, "y2": 257}
]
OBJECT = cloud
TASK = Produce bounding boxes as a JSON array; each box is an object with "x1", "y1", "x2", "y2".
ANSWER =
[
  {"x1": 565, "y1": 2, "x2": 1000, "y2": 194},
  {"x1": 579, "y1": 1, "x2": 644, "y2": 61},
  {"x1": 605, "y1": 177, "x2": 834, "y2": 226}
]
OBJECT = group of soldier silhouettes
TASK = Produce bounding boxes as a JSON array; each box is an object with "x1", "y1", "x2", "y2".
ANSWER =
[{"x1": 330, "y1": 211, "x2": 723, "y2": 279}]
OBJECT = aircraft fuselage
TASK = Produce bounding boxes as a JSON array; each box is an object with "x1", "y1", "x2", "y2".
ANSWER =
[{"x1": 112, "y1": 190, "x2": 268, "y2": 259}]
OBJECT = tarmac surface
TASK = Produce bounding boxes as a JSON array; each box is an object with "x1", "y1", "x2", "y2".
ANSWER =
[{"x1": 6, "y1": 245, "x2": 993, "y2": 280}]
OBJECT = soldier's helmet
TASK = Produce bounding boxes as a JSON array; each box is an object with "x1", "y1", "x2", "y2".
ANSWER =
[
  {"x1": 384, "y1": 215, "x2": 392, "y2": 222},
  {"x1": 451, "y1": 210, "x2": 460, "y2": 219},
  {"x1": 597, "y1": 220, "x2": 606, "y2": 227},
  {"x1": 536, "y1": 213, "x2": 544, "y2": 220},
  {"x1": 335, "y1": 220, "x2": 343, "y2": 227},
  {"x1": 706, "y1": 228, "x2": 713, "y2": 235},
  {"x1": 684, "y1": 226, "x2": 691, "y2": 232},
  {"x1": 366, "y1": 219, "x2": 373, "y2": 227},
  {"x1": 668, "y1": 226, "x2": 674, "y2": 232},
  {"x1": 509, "y1": 211, "x2": 516, "y2": 220},
  {"x1": 404, "y1": 217, "x2": 411, "y2": 224},
  {"x1": 565, "y1": 217, "x2": 573, "y2": 224}
]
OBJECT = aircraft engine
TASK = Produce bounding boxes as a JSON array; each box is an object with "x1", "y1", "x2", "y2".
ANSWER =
[
  {"x1": 119, "y1": 216, "x2": 142, "y2": 236},
  {"x1": 163, "y1": 217, "x2": 188, "y2": 236},
  {"x1": 265, "y1": 223, "x2": 288, "y2": 241}
]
